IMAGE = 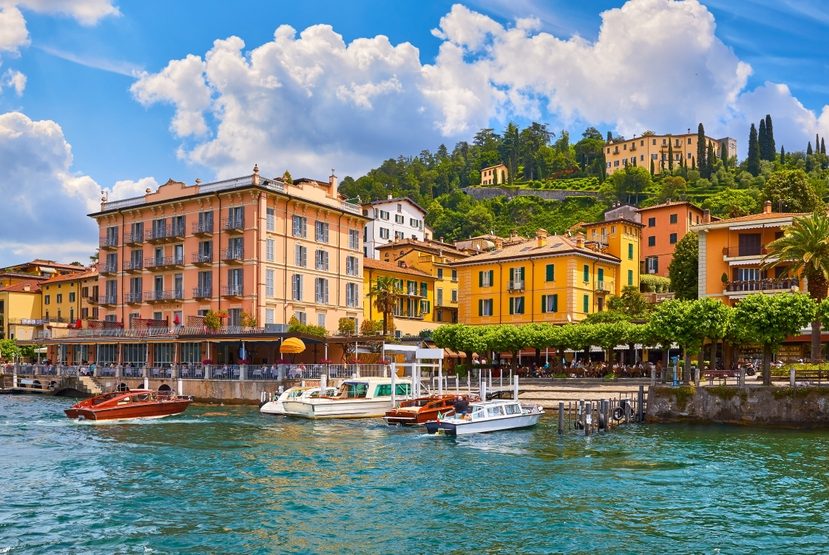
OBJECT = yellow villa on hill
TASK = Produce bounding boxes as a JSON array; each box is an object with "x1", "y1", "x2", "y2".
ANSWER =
[{"x1": 454, "y1": 229, "x2": 628, "y2": 325}]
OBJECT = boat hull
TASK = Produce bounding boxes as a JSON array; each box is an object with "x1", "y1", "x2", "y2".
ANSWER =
[
  {"x1": 65, "y1": 400, "x2": 191, "y2": 421},
  {"x1": 384, "y1": 407, "x2": 451, "y2": 426},
  {"x1": 282, "y1": 398, "x2": 395, "y2": 419},
  {"x1": 259, "y1": 400, "x2": 286, "y2": 415},
  {"x1": 429, "y1": 412, "x2": 542, "y2": 436}
]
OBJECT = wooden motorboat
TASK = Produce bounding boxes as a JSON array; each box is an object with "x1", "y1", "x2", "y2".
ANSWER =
[
  {"x1": 383, "y1": 394, "x2": 476, "y2": 426},
  {"x1": 64, "y1": 389, "x2": 192, "y2": 421},
  {"x1": 282, "y1": 377, "x2": 412, "y2": 419},
  {"x1": 425, "y1": 400, "x2": 544, "y2": 436}
]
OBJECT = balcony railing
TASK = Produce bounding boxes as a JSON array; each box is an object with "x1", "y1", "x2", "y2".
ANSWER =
[
  {"x1": 147, "y1": 256, "x2": 184, "y2": 269},
  {"x1": 124, "y1": 259, "x2": 144, "y2": 272},
  {"x1": 98, "y1": 295, "x2": 117, "y2": 305},
  {"x1": 144, "y1": 290, "x2": 183, "y2": 302},
  {"x1": 221, "y1": 285, "x2": 243, "y2": 297},
  {"x1": 126, "y1": 292, "x2": 143, "y2": 304},
  {"x1": 100, "y1": 263, "x2": 118, "y2": 275},
  {"x1": 192, "y1": 253, "x2": 213, "y2": 265},
  {"x1": 595, "y1": 280, "x2": 614, "y2": 292},
  {"x1": 100, "y1": 236, "x2": 118, "y2": 249},
  {"x1": 723, "y1": 246, "x2": 767, "y2": 258},
  {"x1": 193, "y1": 287, "x2": 212, "y2": 298},
  {"x1": 126, "y1": 232, "x2": 145, "y2": 245},
  {"x1": 223, "y1": 249, "x2": 244, "y2": 262},
  {"x1": 170, "y1": 224, "x2": 185, "y2": 238},
  {"x1": 146, "y1": 227, "x2": 171, "y2": 242},
  {"x1": 222, "y1": 218, "x2": 245, "y2": 232},
  {"x1": 508, "y1": 280, "x2": 525, "y2": 291},
  {"x1": 192, "y1": 222, "x2": 214, "y2": 235},
  {"x1": 725, "y1": 278, "x2": 799, "y2": 293}
]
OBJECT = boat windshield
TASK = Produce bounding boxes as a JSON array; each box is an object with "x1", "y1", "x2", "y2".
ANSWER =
[
  {"x1": 486, "y1": 405, "x2": 505, "y2": 417},
  {"x1": 471, "y1": 406, "x2": 486, "y2": 418},
  {"x1": 286, "y1": 388, "x2": 306, "y2": 399},
  {"x1": 504, "y1": 403, "x2": 522, "y2": 415},
  {"x1": 337, "y1": 382, "x2": 368, "y2": 399},
  {"x1": 373, "y1": 383, "x2": 411, "y2": 397}
]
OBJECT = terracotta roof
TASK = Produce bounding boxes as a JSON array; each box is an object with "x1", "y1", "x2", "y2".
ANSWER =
[
  {"x1": 637, "y1": 201, "x2": 704, "y2": 213},
  {"x1": 693, "y1": 210, "x2": 807, "y2": 230},
  {"x1": 363, "y1": 257, "x2": 433, "y2": 278},
  {"x1": 41, "y1": 270, "x2": 98, "y2": 285},
  {"x1": 0, "y1": 281, "x2": 41, "y2": 293},
  {"x1": 583, "y1": 217, "x2": 645, "y2": 228},
  {"x1": 452, "y1": 234, "x2": 620, "y2": 266},
  {"x1": 376, "y1": 238, "x2": 468, "y2": 258}
]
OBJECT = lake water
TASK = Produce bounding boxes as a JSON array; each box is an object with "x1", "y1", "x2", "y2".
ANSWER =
[{"x1": 1, "y1": 395, "x2": 828, "y2": 554}]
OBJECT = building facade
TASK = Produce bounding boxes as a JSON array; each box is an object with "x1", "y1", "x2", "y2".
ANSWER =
[
  {"x1": 638, "y1": 201, "x2": 706, "y2": 276},
  {"x1": 0, "y1": 282, "x2": 41, "y2": 340},
  {"x1": 363, "y1": 257, "x2": 436, "y2": 337},
  {"x1": 580, "y1": 218, "x2": 643, "y2": 296},
  {"x1": 480, "y1": 163, "x2": 509, "y2": 185},
  {"x1": 605, "y1": 132, "x2": 736, "y2": 175},
  {"x1": 454, "y1": 230, "x2": 623, "y2": 325},
  {"x1": 361, "y1": 196, "x2": 426, "y2": 258}
]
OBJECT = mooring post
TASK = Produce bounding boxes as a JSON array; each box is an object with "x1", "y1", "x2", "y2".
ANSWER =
[
  {"x1": 637, "y1": 385, "x2": 645, "y2": 422},
  {"x1": 558, "y1": 401, "x2": 565, "y2": 434},
  {"x1": 624, "y1": 396, "x2": 631, "y2": 424},
  {"x1": 790, "y1": 367, "x2": 796, "y2": 387},
  {"x1": 513, "y1": 374, "x2": 519, "y2": 402},
  {"x1": 739, "y1": 367, "x2": 745, "y2": 387},
  {"x1": 650, "y1": 365, "x2": 656, "y2": 387},
  {"x1": 585, "y1": 401, "x2": 592, "y2": 435}
]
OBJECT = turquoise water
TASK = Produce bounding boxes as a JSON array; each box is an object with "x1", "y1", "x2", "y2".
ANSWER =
[{"x1": 2, "y1": 396, "x2": 829, "y2": 554}]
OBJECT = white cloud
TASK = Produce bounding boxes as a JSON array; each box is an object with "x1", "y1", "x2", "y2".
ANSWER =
[
  {"x1": 15, "y1": 0, "x2": 120, "y2": 26},
  {"x1": 110, "y1": 176, "x2": 158, "y2": 200},
  {"x1": 0, "y1": 6, "x2": 29, "y2": 53},
  {"x1": 2, "y1": 69, "x2": 26, "y2": 95}
]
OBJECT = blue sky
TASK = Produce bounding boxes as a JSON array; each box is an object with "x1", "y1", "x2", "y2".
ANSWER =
[{"x1": 0, "y1": 0, "x2": 827, "y2": 264}]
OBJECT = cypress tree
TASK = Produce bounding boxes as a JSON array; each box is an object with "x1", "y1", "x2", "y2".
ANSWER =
[
  {"x1": 706, "y1": 142, "x2": 716, "y2": 177},
  {"x1": 806, "y1": 141, "x2": 814, "y2": 172},
  {"x1": 816, "y1": 134, "x2": 820, "y2": 153},
  {"x1": 696, "y1": 123, "x2": 706, "y2": 177},
  {"x1": 822, "y1": 137, "x2": 826, "y2": 155},
  {"x1": 747, "y1": 123, "x2": 760, "y2": 176},
  {"x1": 607, "y1": 131, "x2": 612, "y2": 143},
  {"x1": 758, "y1": 119, "x2": 768, "y2": 160},
  {"x1": 720, "y1": 141, "x2": 728, "y2": 167},
  {"x1": 691, "y1": 156, "x2": 696, "y2": 170},
  {"x1": 807, "y1": 141, "x2": 813, "y2": 155},
  {"x1": 650, "y1": 158, "x2": 654, "y2": 176},
  {"x1": 765, "y1": 114, "x2": 775, "y2": 159},
  {"x1": 780, "y1": 145, "x2": 785, "y2": 165},
  {"x1": 668, "y1": 136, "x2": 674, "y2": 171}
]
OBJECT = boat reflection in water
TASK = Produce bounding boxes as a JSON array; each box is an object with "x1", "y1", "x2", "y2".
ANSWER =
[{"x1": 64, "y1": 389, "x2": 192, "y2": 422}]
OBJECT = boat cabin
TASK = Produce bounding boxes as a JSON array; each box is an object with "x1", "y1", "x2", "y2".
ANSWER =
[{"x1": 334, "y1": 378, "x2": 412, "y2": 399}]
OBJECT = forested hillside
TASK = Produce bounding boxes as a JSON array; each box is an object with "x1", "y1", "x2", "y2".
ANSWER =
[{"x1": 339, "y1": 118, "x2": 829, "y2": 241}]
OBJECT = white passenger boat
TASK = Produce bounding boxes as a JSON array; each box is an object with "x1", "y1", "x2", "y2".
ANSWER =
[
  {"x1": 282, "y1": 377, "x2": 412, "y2": 419},
  {"x1": 260, "y1": 386, "x2": 338, "y2": 415},
  {"x1": 424, "y1": 400, "x2": 544, "y2": 436}
]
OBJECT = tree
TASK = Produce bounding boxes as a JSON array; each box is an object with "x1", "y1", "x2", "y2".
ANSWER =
[
  {"x1": 657, "y1": 175, "x2": 687, "y2": 202},
  {"x1": 648, "y1": 300, "x2": 697, "y2": 382},
  {"x1": 667, "y1": 136, "x2": 674, "y2": 171},
  {"x1": 765, "y1": 114, "x2": 776, "y2": 160},
  {"x1": 764, "y1": 211, "x2": 829, "y2": 360},
  {"x1": 806, "y1": 141, "x2": 814, "y2": 172},
  {"x1": 668, "y1": 232, "x2": 698, "y2": 300},
  {"x1": 500, "y1": 122, "x2": 520, "y2": 183},
  {"x1": 696, "y1": 123, "x2": 707, "y2": 178},
  {"x1": 780, "y1": 145, "x2": 786, "y2": 165},
  {"x1": 0, "y1": 339, "x2": 21, "y2": 362},
  {"x1": 607, "y1": 286, "x2": 648, "y2": 318},
  {"x1": 338, "y1": 317, "x2": 356, "y2": 336},
  {"x1": 758, "y1": 118, "x2": 768, "y2": 161},
  {"x1": 706, "y1": 142, "x2": 717, "y2": 177},
  {"x1": 747, "y1": 123, "x2": 761, "y2": 176},
  {"x1": 607, "y1": 165, "x2": 651, "y2": 204},
  {"x1": 367, "y1": 276, "x2": 403, "y2": 336},
  {"x1": 822, "y1": 138, "x2": 827, "y2": 155},
  {"x1": 733, "y1": 293, "x2": 815, "y2": 384},
  {"x1": 763, "y1": 169, "x2": 821, "y2": 213},
  {"x1": 702, "y1": 188, "x2": 760, "y2": 218},
  {"x1": 686, "y1": 298, "x2": 733, "y2": 372}
]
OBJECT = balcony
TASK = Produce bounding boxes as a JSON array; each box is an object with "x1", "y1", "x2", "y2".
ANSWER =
[
  {"x1": 193, "y1": 287, "x2": 213, "y2": 299},
  {"x1": 126, "y1": 292, "x2": 143, "y2": 304},
  {"x1": 87, "y1": 295, "x2": 98, "y2": 305},
  {"x1": 724, "y1": 278, "x2": 800, "y2": 297},
  {"x1": 192, "y1": 221, "x2": 214, "y2": 236},
  {"x1": 100, "y1": 263, "x2": 118, "y2": 276},
  {"x1": 223, "y1": 249, "x2": 244, "y2": 263},
  {"x1": 723, "y1": 245, "x2": 769, "y2": 262},
  {"x1": 146, "y1": 226, "x2": 171, "y2": 243},
  {"x1": 508, "y1": 280, "x2": 525, "y2": 292},
  {"x1": 144, "y1": 290, "x2": 182, "y2": 303},
  {"x1": 125, "y1": 232, "x2": 145, "y2": 246},
  {"x1": 192, "y1": 253, "x2": 213, "y2": 265},
  {"x1": 221, "y1": 285, "x2": 243, "y2": 297},
  {"x1": 124, "y1": 259, "x2": 144, "y2": 273},
  {"x1": 595, "y1": 280, "x2": 614, "y2": 293},
  {"x1": 147, "y1": 256, "x2": 185, "y2": 270},
  {"x1": 99, "y1": 236, "x2": 118, "y2": 250},
  {"x1": 170, "y1": 224, "x2": 186, "y2": 239},
  {"x1": 98, "y1": 295, "x2": 117, "y2": 306},
  {"x1": 222, "y1": 218, "x2": 245, "y2": 233}
]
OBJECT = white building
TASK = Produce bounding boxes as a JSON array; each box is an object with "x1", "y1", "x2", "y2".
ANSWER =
[{"x1": 362, "y1": 196, "x2": 427, "y2": 258}]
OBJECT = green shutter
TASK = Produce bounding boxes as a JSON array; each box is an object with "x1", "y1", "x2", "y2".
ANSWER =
[
  {"x1": 552, "y1": 294, "x2": 558, "y2": 312},
  {"x1": 509, "y1": 298, "x2": 514, "y2": 315},
  {"x1": 478, "y1": 299, "x2": 483, "y2": 315},
  {"x1": 628, "y1": 269, "x2": 633, "y2": 286},
  {"x1": 628, "y1": 243, "x2": 634, "y2": 260},
  {"x1": 488, "y1": 270, "x2": 494, "y2": 285},
  {"x1": 478, "y1": 271, "x2": 483, "y2": 287},
  {"x1": 540, "y1": 295, "x2": 546, "y2": 313},
  {"x1": 598, "y1": 268, "x2": 604, "y2": 282},
  {"x1": 546, "y1": 264, "x2": 554, "y2": 281},
  {"x1": 421, "y1": 282, "x2": 427, "y2": 297},
  {"x1": 583, "y1": 294, "x2": 589, "y2": 313},
  {"x1": 583, "y1": 265, "x2": 589, "y2": 282}
]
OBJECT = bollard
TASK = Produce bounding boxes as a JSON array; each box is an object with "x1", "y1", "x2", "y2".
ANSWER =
[
  {"x1": 637, "y1": 385, "x2": 645, "y2": 422},
  {"x1": 584, "y1": 401, "x2": 592, "y2": 435},
  {"x1": 601, "y1": 399, "x2": 609, "y2": 431},
  {"x1": 558, "y1": 402, "x2": 565, "y2": 434},
  {"x1": 790, "y1": 368, "x2": 796, "y2": 387}
]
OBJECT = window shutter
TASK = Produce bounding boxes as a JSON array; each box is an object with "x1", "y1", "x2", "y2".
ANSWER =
[
  {"x1": 540, "y1": 295, "x2": 546, "y2": 313},
  {"x1": 489, "y1": 270, "x2": 494, "y2": 285},
  {"x1": 478, "y1": 271, "x2": 483, "y2": 287},
  {"x1": 552, "y1": 294, "x2": 558, "y2": 312},
  {"x1": 546, "y1": 264, "x2": 554, "y2": 281},
  {"x1": 478, "y1": 299, "x2": 483, "y2": 315}
]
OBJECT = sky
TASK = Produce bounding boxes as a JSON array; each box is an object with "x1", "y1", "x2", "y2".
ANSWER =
[{"x1": 0, "y1": 0, "x2": 828, "y2": 266}]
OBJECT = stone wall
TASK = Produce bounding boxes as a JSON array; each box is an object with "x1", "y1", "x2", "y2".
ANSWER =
[
  {"x1": 462, "y1": 187, "x2": 599, "y2": 201},
  {"x1": 647, "y1": 385, "x2": 829, "y2": 426},
  {"x1": 97, "y1": 377, "x2": 300, "y2": 405}
]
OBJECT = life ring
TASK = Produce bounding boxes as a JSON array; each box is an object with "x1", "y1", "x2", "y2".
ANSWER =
[{"x1": 612, "y1": 407, "x2": 624, "y2": 421}]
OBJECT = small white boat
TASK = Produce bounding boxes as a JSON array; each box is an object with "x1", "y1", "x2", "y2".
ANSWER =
[
  {"x1": 425, "y1": 400, "x2": 544, "y2": 436},
  {"x1": 260, "y1": 386, "x2": 337, "y2": 415},
  {"x1": 282, "y1": 376, "x2": 412, "y2": 419}
]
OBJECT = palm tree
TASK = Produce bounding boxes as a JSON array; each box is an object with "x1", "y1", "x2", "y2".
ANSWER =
[
  {"x1": 764, "y1": 210, "x2": 829, "y2": 360},
  {"x1": 368, "y1": 276, "x2": 402, "y2": 336}
]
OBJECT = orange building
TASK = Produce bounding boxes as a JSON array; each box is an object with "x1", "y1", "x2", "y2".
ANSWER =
[{"x1": 639, "y1": 201, "x2": 706, "y2": 276}]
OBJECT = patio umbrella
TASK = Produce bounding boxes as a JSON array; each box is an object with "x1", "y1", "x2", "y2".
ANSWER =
[{"x1": 280, "y1": 337, "x2": 306, "y2": 354}]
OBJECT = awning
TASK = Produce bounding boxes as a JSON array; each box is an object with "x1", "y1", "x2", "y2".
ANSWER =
[{"x1": 279, "y1": 337, "x2": 306, "y2": 354}]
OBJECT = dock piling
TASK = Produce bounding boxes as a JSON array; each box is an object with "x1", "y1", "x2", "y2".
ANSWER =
[
  {"x1": 584, "y1": 401, "x2": 592, "y2": 436},
  {"x1": 637, "y1": 385, "x2": 644, "y2": 422},
  {"x1": 558, "y1": 402, "x2": 564, "y2": 434}
]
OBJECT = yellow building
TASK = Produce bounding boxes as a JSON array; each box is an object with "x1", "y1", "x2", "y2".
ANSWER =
[
  {"x1": 480, "y1": 163, "x2": 509, "y2": 185},
  {"x1": 39, "y1": 270, "x2": 99, "y2": 325},
  {"x1": 604, "y1": 132, "x2": 736, "y2": 175},
  {"x1": 363, "y1": 257, "x2": 436, "y2": 337},
  {"x1": 581, "y1": 218, "x2": 642, "y2": 296},
  {"x1": 454, "y1": 229, "x2": 623, "y2": 325},
  {"x1": 0, "y1": 281, "x2": 42, "y2": 341},
  {"x1": 376, "y1": 238, "x2": 467, "y2": 324}
]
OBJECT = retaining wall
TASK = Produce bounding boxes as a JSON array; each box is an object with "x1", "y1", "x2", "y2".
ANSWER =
[
  {"x1": 462, "y1": 187, "x2": 599, "y2": 201},
  {"x1": 647, "y1": 385, "x2": 829, "y2": 426},
  {"x1": 97, "y1": 377, "x2": 297, "y2": 405}
]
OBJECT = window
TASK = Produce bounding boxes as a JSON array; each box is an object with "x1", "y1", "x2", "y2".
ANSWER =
[
  {"x1": 346, "y1": 283, "x2": 360, "y2": 307},
  {"x1": 379, "y1": 210, "x2": 389, "y2": 220},
  {"x1": 227, "y1": 207, "x2": 244, "y2": 229},
  {"x1": 227, "y1": 268, "x2": 243, "y2": 295},
  {"x1": 228, "y1": 237, "x2": 243, "y2": 259},
  {"x1": 669, "y1": 213, "x2": 678, "y2": 224},
  {"x1": 409, "y1": 218, "x2": 420, "y2": 228},
  {"x1": 349, "y1": 229, "x2": 360, "y2": 250},
  {"x1": 394, "y1": 231, "x2": 405, "y2": 240},
  {"x1": 266, "y1": 239, "x2": 275, "y2": 261},
  {"x1": 407, "y1": 280, "x2": 417, "y2": 295},
  {"x1": 174, "y1": 274, "x2": 183, "y2": 299},
  {"x1": 509, "y1": 267, "x2": 525, "y2": 289},
  {"x1": 451, "y1": 290, "x2": 457, "y2": 303},
  {"x1": 292, "y1": 215, "x2": 307, "y2": 238},
  {"x1": 266, "y1": 208, "x2": 275, "y2": 231},
  {"x1": 295, "y1": 245, "x2": 307, "y2": 267},
  {"x1": 265, "y1": 309, "x2": 275, "y2": 325},
  {"x1": 197, "y1": 271, "x2": 212, "y2": 296},
  {"x1": 628, "y1": 269, "x2": 634, "y2": 286},
  {"x1": 646, "y1": 256, "x2": 659, "y2": 274},
  {"x1": 395, "y1": 214, "x2": 404, "y2": 224},
  {"x1": 738, "y1": 233, "x2": 762, "y2": 256},
  {"x1": 198, "y1": 211, "x2": 213, "y2": 233},
  {"x1": 266, "y1": 269, "x2": 274, "y2": 297},
  {"x1": 652, "y1": 139, "x2": 656, "y2": 145},
  {"x1": 628, "y1": 243, "x2": 634, "y2": 260},
  {"x1": 648, "y1": 236, "x2": 656, "y2": 247},
  {"x1": 291, "y1": 274, "x2": 303, "y2": 301},
  {"x1": 541, "y1": 294, "x2": 558, "y2": 313},
  {"x1": 598, "y1": 268, "x2": 604, "y2": 283},
  {"x1": 172, "y1": 215, "x2": 185, "y2": 236},
  {"x1": 105, "y1": 225, "x2": 118, "y2": 245},
  {"x1": 44, "y1": 295, "x2": 50, "y2": 305},
  {"x1": 56, "y1": 293, "x2": 63, "y2": 304},
  {"x1": 228, "y1": 308, "x2": 242, "y2": 328},
  {"x1": 315, "y1": 221, "x2": 329, "y2": 243},
  {"x1": 648, "y1": 217, "x2": 656, "y2": 227},
  {"x1": 174, "y1": 244, "x2": 184, "y2": 265},
  {"x1": 583, "y1": 294, "x2": 589, "y2": 313},
  {"x1": 105, "y1": 280, "x2": 117, "y2": 303},
  {"x1": 545, "y1": 264, "x2": 555, "y2": 282},
  {"x1": 346, "y1": 256, "x2": 359, "y2": 276},
  {"x1": 420, "y1": 300, "x2": 431, "y2": 314},
  {"x1": 478, "y1": 299, "x2": 494, "y2": 316},
  {"x1": 315, "y1": 277, "x2": 329, "y2": 304},
  {"x1": 315, "y1": 249, "x2": 329, "y2": 271},
  {"x1": 451, "y1": 270, "x2": 457, "y2": 282},
  {"x1": 479, "y1": 270, "x2": 494, "y2": 287},
  {"x1": 669, "y1": 233, "x2": 677, "y2": 244},
  {"x1": 317, "y1": 313, "x2": 326, "y2": 328},
  {"x1": 509, "y1": 296, "x2": 525, "y2": 315},
  {"x1": 379, "y1": 227, "x2": 390, "y2": 239},
  {"x1": 69, "y1": 292, "x2": 75, "y2": 302},
  {"x1": 437, "y1": 268, "x2": 444, "y2": 280},
  {"x1": 397, "y1": 203, "x2": 402, "y2": 213},
  {"x1": 583, "y1": 265, "x2": 589, "y2": 282},
  {"x1": 437, "y1": 288, "x2": 443, "y2": 306}
]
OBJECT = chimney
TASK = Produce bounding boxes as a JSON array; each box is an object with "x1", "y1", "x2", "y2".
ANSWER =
[
  {"x1": 535, "y1": 228, "x2": 548, "y2": 247},
  {"x1": 252, "y1": 163, "x2": 260, "y2": 186},
  {"x1": 387, "y1": 194, "x2": 393, "y2": 201},
  {"x1": 703, "y1": 209, "x2": 711, "y2": 223},
  {"x1": 328, "y1": 171, "x2": 338, "y2": 197},
  {"x1": 494, "y1": 237, "x2": 504, "y2": 249},
  {"x1": 575, "y1": 233, "x2": 585, "y2": 249},
  {"x1": 763, "y1": 200, "x2": 772, "y2": 214}
]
